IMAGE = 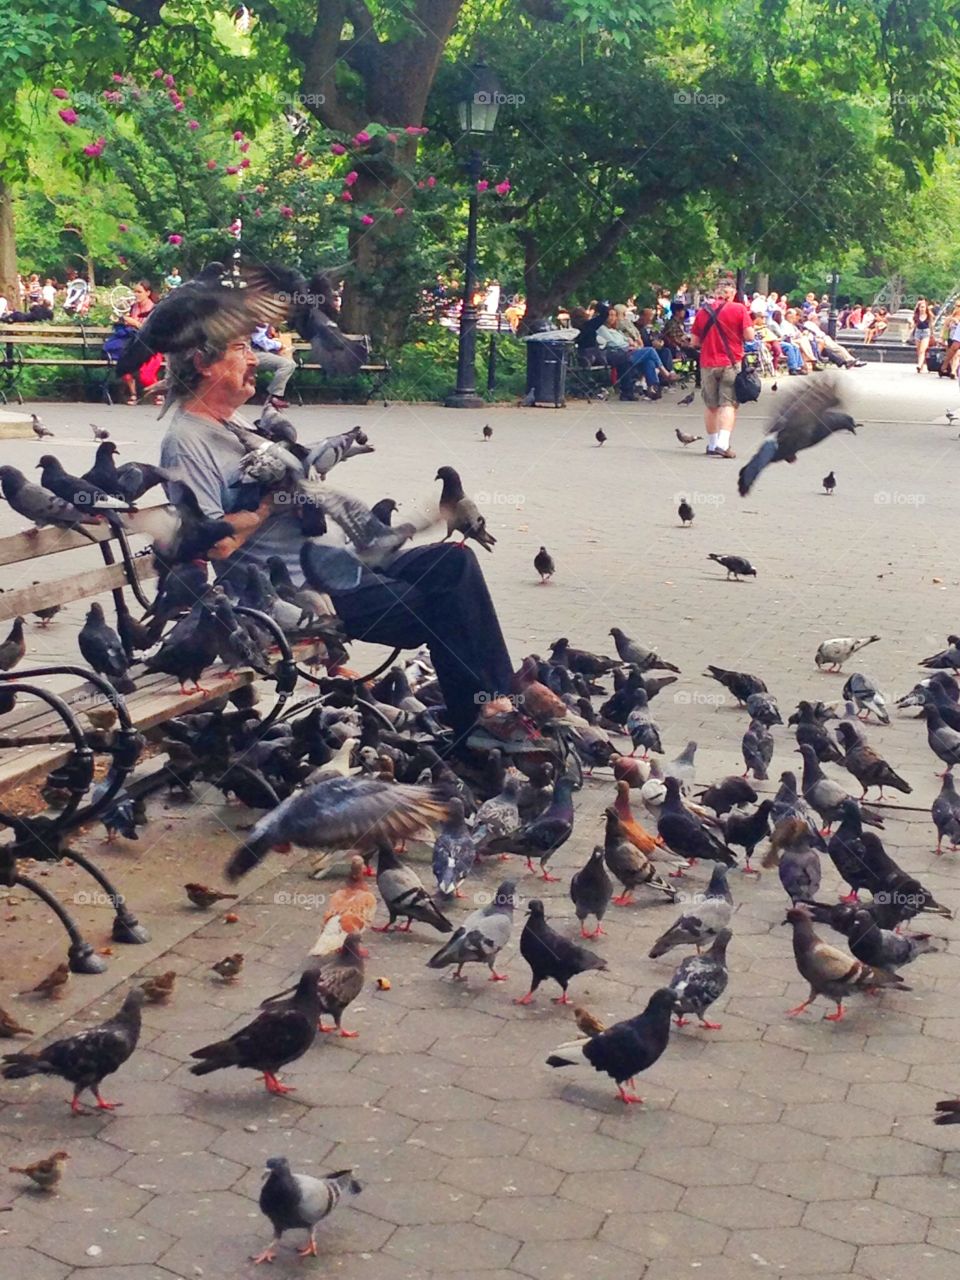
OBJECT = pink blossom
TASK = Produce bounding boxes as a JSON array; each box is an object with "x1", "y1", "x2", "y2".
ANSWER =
[
  {"x1": 417, "y1": 181, "x2": 424, "y2": 189},
  {"x1": 187, "y1": 119, "x2": 200, "y2": 130},
  {"x1": 353, "y1": 130, "x2": 371, "y2": 145},
  {"x1": 51, "y1": 87, "x2": 69, "y2": 100},
  {"x1": 232, "y1": 129, "x2": 244, "y2": 140},
  {"x1": 83, "y1": 143, "x2": 103, "y2": 157},
  {"x1": 361, "y1": 214, "x2": 375, "y2": 225},
  {"x1": 111, "y1": 74, "x2": 124, "y2": 83},
  {"x1": 254, "y1": 208, "x2": 262, "y2": 217},
  {"x1": 225, "y1": 165, "x2": 239, "y2": 175},
  {"x1": 103, "y1": 90, "x2": 122, "y2": 103},
  {"x1": 280, "y1": 205, "x2": 294, "y2": 218},
  {"x1": 476, "y1": 179, "x2": 489, "y2": 192},
  {"x1": 495, "y1": 179, "x2": 511, "y2": 196},
  {"x1": 118, "y1": 223, "x2": 128, "y2": 233},
  {"x1": 341, "y1": 190, "x2": 353, "y2": 201},
  {"x1": 344, "y1": 170, "x2": 358, "y2": 186},
  {"x1": 405, "y1": 125, "x2": 429, "y2": 135},
  {"x1": 393, "y1": 206, "x2": 405, "y2": 216},
  {"x1": 330, "y1": 142, "x2": 346, "y2": 155},
  {"x1": 386, "y1": 132, "x2": 397, "y2": 143},
  {"x1": 118, "y1": 255, "x2": 127, "y2": 264},
  {"x1": 152, "y1": 68, "x2": 164, "y2": 78},
  {"x1": 427, "y1": 175, "x2": 437, "y2": 187},
  {"x1": 239, "y1": 141, "x2": 250, "y2": 152},
  {"x1": 163, "y1": 73, "x2": 175, "y2": 87},
  {"x1": 255, "y1": 183, "x2": 266, "y2": 193},
  {"x1": 168, "y1": 233, "x2": 183, "y2": 245},
  {"x1": 239, "y1": 157, "x2": 250, "y2": 168},
  {"x1": 173, "y1": 101, "x2": 185, "y2": 111},
  {"x1": 168, "y1": 90, "x2": 180, "y2": 104},
  {"x1": 58, "y1": 108, "x2": 78, "y2": 125},
  {"x1": 293, "y1": 151, "x2": 306, "y2": 167}
]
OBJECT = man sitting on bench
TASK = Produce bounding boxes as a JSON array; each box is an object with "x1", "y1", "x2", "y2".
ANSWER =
[{"x1": 159, "y1": 334, "x2": 517, "y2": 745}]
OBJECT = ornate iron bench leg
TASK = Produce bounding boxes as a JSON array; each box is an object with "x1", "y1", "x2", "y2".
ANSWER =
[
  {"x1": 9, "y1": 872, "x2": 108, "y2": 974},
  {"x1": 62, "y1": 849, "x2": 150, "y2": 944}
]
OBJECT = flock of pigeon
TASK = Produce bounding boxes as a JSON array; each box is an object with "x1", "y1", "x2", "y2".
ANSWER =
[{"x1": 0, "y1": 337, "x2": 955, "y2": 1260}]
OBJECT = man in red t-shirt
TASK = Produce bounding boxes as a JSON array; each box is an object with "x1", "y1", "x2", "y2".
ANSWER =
[{"x1": 690, "y1": 279, "x2": 755, "y2": 458}]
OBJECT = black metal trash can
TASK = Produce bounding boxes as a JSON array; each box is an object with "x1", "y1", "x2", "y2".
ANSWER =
[{"x1": 524, "y1": 338, "x2": 568, "y2": 407}]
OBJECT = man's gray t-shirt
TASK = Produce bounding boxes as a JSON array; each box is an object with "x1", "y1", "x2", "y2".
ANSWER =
[{"x1": 159, "y1": 405, "x2": 363, "y2": 591}]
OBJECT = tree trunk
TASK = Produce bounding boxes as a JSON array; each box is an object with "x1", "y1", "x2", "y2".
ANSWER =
[{"x1": 0, "y1": 179, "x2": 17, "y2": 309}]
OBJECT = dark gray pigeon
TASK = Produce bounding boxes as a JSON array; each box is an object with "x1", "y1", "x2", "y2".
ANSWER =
[
  {"x1": 432, "y1": 797, "x2": 477, "y2": 898},
  {"x1": 569, "y1": 845, "x2": 614, "y2": 938},
  {"x1": 608, "y1": 628, "x2": 680, "y2": 673},
  {"x1": 742, "y1": 719, "x2": 773, "y2": 780},
  {"x1": 669, "y1": 928, "x2": 731, "y2": 1029},
  {"x1": 0, "y1": 465, "x2": 103, "y2": 539},
  {"x1": 745, "y1": 691, "x2": 782, "y2": 726},
  {"x1": 932, "y1": 773, "x2": 960, "y2": 853},
  {"x1": 921, "y1": 703, "x2": 960, "y2": 775},
  {"x1": 78, "y1": 602, "x2": 136, "y2": 694}
]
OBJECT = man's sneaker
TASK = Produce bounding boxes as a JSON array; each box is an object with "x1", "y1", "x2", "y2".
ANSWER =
[
  {"x1": 269, "y1": 396, "x2": 290, "y2": 409},
  {"x1": 711, "y1": 447, "x2": 737, "y2": 459}
]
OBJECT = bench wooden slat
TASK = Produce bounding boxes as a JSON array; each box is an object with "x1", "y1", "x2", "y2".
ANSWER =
[
  {"x1": 0, "y1": 556, "x2": 157, "y2": 624},
  {"x1": 18, "y1": 359, "x2": 111, "y2": 366},
  {"x1": 0, "y1": 666, "x2": 255, "y2": 791},
  {"x1": 0, "y1": 669, "x2": 176, "y2": 742},
  {"x1": 0, "y1": 505, "x2": 170, "y2": 570}
]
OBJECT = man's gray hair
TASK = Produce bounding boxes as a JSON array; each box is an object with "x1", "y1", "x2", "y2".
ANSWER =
[{"x1": 166, "y1": 338, "x2": 230, "y2": 398}]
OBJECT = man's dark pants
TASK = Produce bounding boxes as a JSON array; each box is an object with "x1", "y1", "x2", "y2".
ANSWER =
[{"x1": 329, "y1": 542, "x2": 514, "y2": 740}]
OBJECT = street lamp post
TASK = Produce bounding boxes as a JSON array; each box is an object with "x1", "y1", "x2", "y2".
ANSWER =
[{"x1": 446, "y1": 61, "x2": 500, "y2": 409}]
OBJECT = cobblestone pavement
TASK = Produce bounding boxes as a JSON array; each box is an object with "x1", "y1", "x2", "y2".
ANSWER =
[{"x1": 3, "y1": 366, "x2": 960, "y2": 1279}]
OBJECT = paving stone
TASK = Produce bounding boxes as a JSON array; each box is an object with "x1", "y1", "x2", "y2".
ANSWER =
[
  {"x1": 724, "y1": 1226, "x2": 857, "y2": 1274},
  {"x1": 0, "y1": 1252, "x2": 69, "y2": 1280},
  {"x1": 509, "y1": 1238, "x2": 645, "y2": 1280},
  {"x1": 384, "y1": 1221, "x2": 519, "y2": 1271},
  {"x1": 710, "y1": 1121, "x2": 828, "y2": 1163},
  {"x1": 100, "y1": 1114, "x2": 223, "y2": 1158},
  {"x1": 39, "y1": 1219, "x2": 175, "y2": 1268},
  {"x1": 678, "y1": 1183, "x2": 805, "y2": 1229},
  {"x1": 113, "y1": 1149, "x2": 247, "y2": 1193},
  {"x1": 874, "y1": 1173, "x2": 960, "y2": 1218},
  {"x1": 438, "y1": 1155, "x2": 565, "y2": 1198},
  {"x1": 557, "y1": 1167, "x2": 682, "y2": 1212},
  {"x1": 781, "y1": 1101, "x2": 892, "y2": 1139},
  {"x1": 637, "y1": 1143, "x2": 758, "y2": 1187},
  {"x1": 409, "y1": 1118, "x2": 527, "y2": 1159},
  {"x1": 753, "y1": 1160, "x2": 877, "y2": 1202},
  {"x1": 599, "y1": 1209, "x2": 728, "y2": 1258},
  {"x1": 856, "y1": 1242, "x2": 960, "y2": 1280},
  {"x1": 474, "y1": 1194, "x2": 605, "y2": 1242},
  {"x1": 802, "y1": 1198, "x2": 929, "y2": 1245},
  {"x1": 522, "y1": 1128, "x2": 636, "y2": 1173},
  {"x1": 360, "y1": 1179, "x2": 483, "y2": 1225}
]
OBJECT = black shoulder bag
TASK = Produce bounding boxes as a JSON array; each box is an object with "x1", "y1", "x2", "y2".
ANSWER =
[{"x1": 702, "y1": 303, "x2": 762, "y2": 404}]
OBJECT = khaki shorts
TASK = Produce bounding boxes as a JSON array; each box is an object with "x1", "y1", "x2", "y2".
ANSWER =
[{"x1": 701, "y1": 364, "x2": 738, "y2": 409}]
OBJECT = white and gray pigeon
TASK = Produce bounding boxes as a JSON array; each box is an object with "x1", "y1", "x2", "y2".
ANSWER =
[
  {"x1": 664, "y1": 741, "x2": 697, "y2": 793},
  {"x1": 648, "y1": 864, "x2": 733, "y2": 958},
  {"x1": 472, "y1": 773, "x2": 521, "y2": 848},
  {"x1": 770, "y1": 770, "x2": 822, "y2": 838},
  {"x1": 669, "y1": 928, "x2": 731, "y2": 1029},
  {"x1": 426, "y1": 880, "x2": 517, "y2": 981},
  {"x1": 432, "y1": 798, "x2": 477, "y2": 898},
  {"x1": 815, "y1": 635, "x2": 880, "y2": 672},
  {"x1": 253, "y1": 1159, "x2": 361, "y2": 1264},
  {"x1": 842, "y1": 672, "x2": 889, "y2": 724}
]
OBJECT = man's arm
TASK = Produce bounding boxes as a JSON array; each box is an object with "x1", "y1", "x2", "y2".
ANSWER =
[{"x1": 207, "y1": 498, "x2": 276, "y2": 561}]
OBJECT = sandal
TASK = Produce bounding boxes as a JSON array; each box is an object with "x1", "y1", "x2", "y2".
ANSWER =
[{"x1": 125, "y1": 397, "x2": 138, "y2": 406}]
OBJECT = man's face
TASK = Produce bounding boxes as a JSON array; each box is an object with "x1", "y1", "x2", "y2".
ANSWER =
[
  {"x1": 720, "y1": 284, "x2": 736, "y2": 302},
  {"x1": 202, "y1": 339, "x2": 257, "y2": 404}
]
